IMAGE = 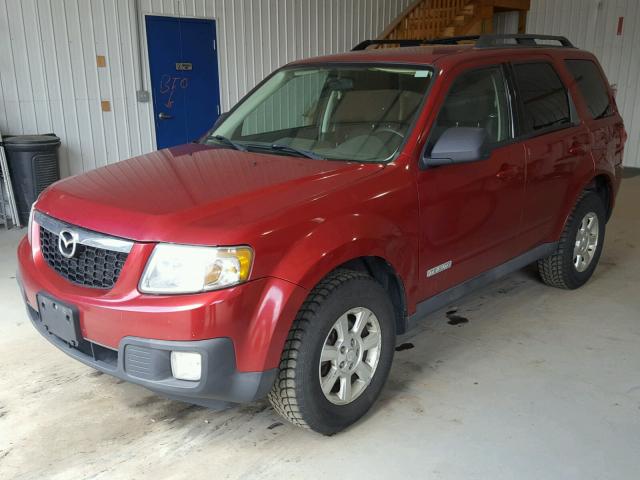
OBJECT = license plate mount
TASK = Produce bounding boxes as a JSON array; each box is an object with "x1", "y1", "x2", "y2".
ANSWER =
[{"x1": 37, "y1": 293, "x2": 82, "y2": 347}]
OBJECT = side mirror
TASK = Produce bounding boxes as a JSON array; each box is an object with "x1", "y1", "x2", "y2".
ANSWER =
[{"x1": 424, "y1": 127, "x2": 488, "y2": 167}]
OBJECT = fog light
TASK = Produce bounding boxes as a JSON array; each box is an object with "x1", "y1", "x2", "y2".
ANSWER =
[{"x1": 170, "y1": 351, "x2": 202, "y2": 381}]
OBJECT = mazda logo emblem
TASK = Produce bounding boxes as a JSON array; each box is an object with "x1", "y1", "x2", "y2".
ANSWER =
[{"x1": 58, "y1": 229, "x2": 78, "y2": 258}]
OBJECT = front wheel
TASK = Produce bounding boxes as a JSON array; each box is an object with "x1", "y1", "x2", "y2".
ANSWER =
[
  {"x1": 268, "y1": 269, "x2": 396, "y2": 435},
  {"x1": 537, "y1": 191, "x2": 606, "y2": 289}
]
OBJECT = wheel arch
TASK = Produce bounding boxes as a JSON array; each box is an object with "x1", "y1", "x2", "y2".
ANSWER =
[
  {"x1": 552, "y1": 170, "x2": 615, "y2": 242},
  {"x1": 585, "y1": 173, "x2": 614, "y2": 221},
  {"x1": 335, "y1": 256, "x2": 409, "y2": 335},
  {"x1": 267, "y1": 210, "x2": 418, "y2": 329}
]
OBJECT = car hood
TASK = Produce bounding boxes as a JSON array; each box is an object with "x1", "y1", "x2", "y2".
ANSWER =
[{"x1": 36, "y1": 144, "x2": 384, "y2": 244}]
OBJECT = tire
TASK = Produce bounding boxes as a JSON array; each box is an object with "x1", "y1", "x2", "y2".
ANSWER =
[
  {"x1": 268, "y1": 269, "x2": 396, "y2": 435},
  {"x1": 537, "y1": 191, "x2": 606, "y2": 289}
]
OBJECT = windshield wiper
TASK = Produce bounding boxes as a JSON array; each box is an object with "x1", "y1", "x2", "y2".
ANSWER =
[
  {"x1": 260, "y1": 143, "x2": 324, "y2": 160},
  {"x1": 210, "y1": 135, "x2": 247, "y2": 152}
]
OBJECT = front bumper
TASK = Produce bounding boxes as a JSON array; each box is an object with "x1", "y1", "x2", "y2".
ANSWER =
[
  {"x1": 17, "y1": 235, "x2": 308, "y2": 372},
  {"x1": 24, "y1": 302, "x2": 276, "y2": 407},
  {"x1": 17, "y1": 233, "x2": 309, "y2": 405}
]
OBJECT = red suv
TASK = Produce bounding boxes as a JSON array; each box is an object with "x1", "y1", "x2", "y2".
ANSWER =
[{"x1": 17, "y1": 34, "x2": 626, "y2": 434}]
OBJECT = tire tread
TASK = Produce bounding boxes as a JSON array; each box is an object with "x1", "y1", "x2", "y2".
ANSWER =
[
  {"x1": 267, "y1": 269, "x2": 372, "y2": 430},
  {"x1": 537, "y1": 191, "x2": 601, "y2": 289}
]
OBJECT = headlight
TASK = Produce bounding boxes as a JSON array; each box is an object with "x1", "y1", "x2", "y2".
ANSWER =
[
  {"x1": 27, "y1": 204, "x2": 35, "y2": 245},
  {"x1": 139, "y1": 244, "x2": 253, "y2": 294}
]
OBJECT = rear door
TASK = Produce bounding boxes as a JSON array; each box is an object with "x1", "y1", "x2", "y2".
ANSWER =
[
  {"x1": 416, "y1": 63, "x2": 526, "y2": 298},
  {"x1": 511, "y1": 60, "x2": 593, "y2": 252},
  {"x1": 564, "y1": 58, "x2": 625, "y2": 175}
]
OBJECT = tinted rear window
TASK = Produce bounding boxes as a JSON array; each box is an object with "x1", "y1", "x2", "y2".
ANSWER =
[
  {"x1": 513, "y1": 62, "x2": 571, "y2": 132},
  {"x1": 565, "y1": 59, "x2": 612, "y2": 119}
]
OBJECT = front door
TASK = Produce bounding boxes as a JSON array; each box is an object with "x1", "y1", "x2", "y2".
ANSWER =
[
  {"x1": 416, "y1": 64, "x2": 526, "y2": 299},
  {"x1": 145, "y1": 15, "x2": 221, "y2": 149}
]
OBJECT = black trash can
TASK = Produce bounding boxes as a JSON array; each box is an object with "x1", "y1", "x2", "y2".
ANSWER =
[{"x1": 4, "y1": 134, "x2": 61, "y2": 225}]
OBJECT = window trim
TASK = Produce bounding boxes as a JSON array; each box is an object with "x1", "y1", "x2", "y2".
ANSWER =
[
  {"x1": 508, "y1": 60, "x2": 579, "y2": 141},
  {"x1": 420, "y1": 63, "x2": 516, "y2": 169},
  {"x1": 564, "y1": 58, "x2": 614, "y2": 121}
]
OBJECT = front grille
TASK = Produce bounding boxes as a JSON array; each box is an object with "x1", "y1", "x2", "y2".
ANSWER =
[{"x1": 40, "y1": 226, "x2": 129, "y2": 289}]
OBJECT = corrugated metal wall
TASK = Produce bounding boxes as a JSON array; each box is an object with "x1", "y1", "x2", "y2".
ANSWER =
[
  {"x1": 526, "y1": 0, "x2": 640, "y2": 167},
  {"x1": 0, "y1": 0, "x2": 412, "y2": 176},
  {"x1": 493, "y1": 11, "x2": 519, "y2": 34}
]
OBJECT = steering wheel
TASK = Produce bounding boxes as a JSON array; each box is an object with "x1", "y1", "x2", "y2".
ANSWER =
[{"x1": 374, "y1": 126, "x2": 405, "y2": 140}]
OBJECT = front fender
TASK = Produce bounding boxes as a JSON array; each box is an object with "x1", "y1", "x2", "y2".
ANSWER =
[{"x1": 269, "y1": 212, "x2": 419, "y2": 308}]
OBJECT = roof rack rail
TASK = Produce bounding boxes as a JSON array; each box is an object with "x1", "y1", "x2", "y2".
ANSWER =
[
  {"x1": 351, "y1": 39, "x2": 430, "y2": 50},
  {"x1": 351, "y1": 34, "x2": 575, "y2": 51},
  {"x1": 475, "y1": 34, "x2": 575, "y2": 47}
]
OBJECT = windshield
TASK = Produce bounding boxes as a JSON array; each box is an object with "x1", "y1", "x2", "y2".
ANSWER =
[{"x1": 206, "y1": 65, "x2": 434, "y2": 162}]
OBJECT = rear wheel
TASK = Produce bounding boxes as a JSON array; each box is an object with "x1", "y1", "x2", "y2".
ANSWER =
[
  {"x1": 537, "y1": 191, "x2": 606, "y2": 289},
  {"x1": 268, "y1": 269, "x2": 395, "y2": 435}
]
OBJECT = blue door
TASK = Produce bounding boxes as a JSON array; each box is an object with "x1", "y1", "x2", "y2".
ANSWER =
[{"x1": 145, "y1": 15, "x2": 221, "y2": 149}]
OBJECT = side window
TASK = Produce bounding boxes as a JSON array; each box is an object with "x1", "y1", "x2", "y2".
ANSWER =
[
  {"x1": 513, "y1": 62, "x2": 571, "y2": 132},
  {"x1": 565, "y1": 59, "x2": 612, "y2": 119},
  {"x1": 430, "y1": 66, "x2": 511, "y2": 147}
]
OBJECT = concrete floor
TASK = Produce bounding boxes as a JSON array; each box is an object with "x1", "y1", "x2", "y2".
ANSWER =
[{"x1": 1, "y1": 177, "x2": 639, "y2": 480}]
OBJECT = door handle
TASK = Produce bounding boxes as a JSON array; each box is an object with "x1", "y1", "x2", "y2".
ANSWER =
[
  {"x1": 495, "y1": 164, "x2": 519, "y2": 181},
  {"x1": 568, "y1": 142, "x2": 588, "y2": 156},
  {"x1": 158, "y1": 112, "x2": 173, "y2": 120}
]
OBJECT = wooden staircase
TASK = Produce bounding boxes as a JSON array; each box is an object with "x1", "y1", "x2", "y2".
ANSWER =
[{"x1": 379, "y1": 0, "x2": 530, "y2": 43}]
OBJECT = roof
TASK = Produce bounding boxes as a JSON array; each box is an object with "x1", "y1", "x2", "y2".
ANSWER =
[
  {"x1": 291, "y1": 45, "x2": 473, "y2": 67},
  {"x1": 290, "y1": 43, "x2": 594, "y2": 69}
]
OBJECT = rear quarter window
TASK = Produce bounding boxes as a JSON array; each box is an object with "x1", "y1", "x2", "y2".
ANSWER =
[
  {"x1": 565, "y1": 59, "x2": 612, "y2": 119},
  {"x1": 513, "y1": 62, "x2": 571, "y2": 133}
]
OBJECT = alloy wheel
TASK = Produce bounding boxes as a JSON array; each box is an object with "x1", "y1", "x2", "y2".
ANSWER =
[
  {"x1": 573, "y1": 211, "x2": 599, "y2": 272},
  {"x1": 318, "y1": 307, "x2": 382, "y2": 405}
]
